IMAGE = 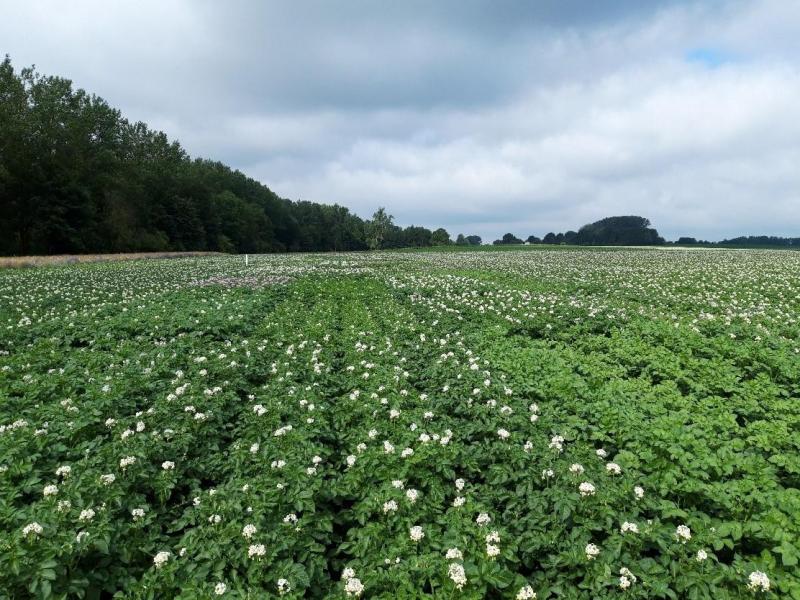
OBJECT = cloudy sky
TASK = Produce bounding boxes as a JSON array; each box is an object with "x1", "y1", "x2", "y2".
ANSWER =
[{"x1": 3, "y1": 0, "x2": 799, "y2": 241}]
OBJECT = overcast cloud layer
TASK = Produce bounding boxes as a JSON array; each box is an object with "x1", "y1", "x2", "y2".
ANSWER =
[{"x1": 3, "y1": 0, "x2": 799, "y2": 240}]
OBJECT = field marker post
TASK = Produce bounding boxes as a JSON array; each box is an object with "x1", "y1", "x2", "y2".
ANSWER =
[{"x1": 245, "y1": 254, "x2": 249, "y2": 267}]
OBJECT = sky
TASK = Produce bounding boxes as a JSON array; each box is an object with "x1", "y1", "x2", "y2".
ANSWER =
[{"x1": 2, "y1": 0, "x2": 800, "y2": 241}]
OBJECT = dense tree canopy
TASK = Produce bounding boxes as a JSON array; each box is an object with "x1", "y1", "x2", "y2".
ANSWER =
[
  {"x1": 715, "y1": 235, "x2": 800, "y2": 247},
  {"x1": 493, "y1": 233, "x2": 523, "y2": 245},
  {"x1": 672, "y1": 235, "x2": 800, "y2": 247},
  {"x1": 0, "y1": 58, "x2": 450, "y2": 255},
  {"x1": 465, "y1": 235, "x2": 482, "y2": 246},
  {"x1": 431, "y1": 228, "x2": 452, "y2": 245},
  {"x1": 524, "y1": 218, "x2": 664, "y2": 247},
  {"x1": 573, "y1": 216, "x2": 665, "y2": 246}
]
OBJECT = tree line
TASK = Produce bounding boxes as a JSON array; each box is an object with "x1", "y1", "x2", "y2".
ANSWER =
[
  {"x1": 2, "y1": 57, "x2": 793, "y2": 255},
  {"x1": 677, "y1": 235, "x2": 800, "y2": 247},
  {"x1": 491, "y1": 216, "x2": 799, "y2": 248},
  {"x1": 0, "y1": 57, "x2": 462, "y2": 255},
  {"x1": 492, "y1": 216, "x2": 665, "y2": 246}
]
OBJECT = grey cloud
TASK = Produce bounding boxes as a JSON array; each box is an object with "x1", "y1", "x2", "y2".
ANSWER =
[{"x1": 2, "y1": 0, "x2": 798, "y2": 242}]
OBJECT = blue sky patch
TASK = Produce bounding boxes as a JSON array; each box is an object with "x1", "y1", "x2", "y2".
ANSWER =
[{"x1": 685, "y1": 47, "x2": 730, "y2": 68}]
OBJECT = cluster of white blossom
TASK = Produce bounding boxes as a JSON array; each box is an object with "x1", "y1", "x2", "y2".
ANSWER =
[{"x1": 342, "y1": 567, "x2": 364, "y2": 597}]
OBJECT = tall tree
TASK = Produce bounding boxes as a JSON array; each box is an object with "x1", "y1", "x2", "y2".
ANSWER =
[
  {"x1": 574, "y1": 216, "x2": 664, "y2": 245},
  {"x1": 431, "y1": 228, "x2": 451, "y2": 245},
  {"x1": 366, "y1": 207, "x2": 394, "y2": 250},
  {"x1": 493, "y1": 233, "x2": 523, "y2": 245}
]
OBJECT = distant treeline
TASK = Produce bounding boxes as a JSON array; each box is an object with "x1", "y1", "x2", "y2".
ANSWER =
[
  {"x1": 0, "y1": 57, "x2": 457, "y2": 255},
  {"x1": 492, "y1": 218, "x2": 799, "y2": 248},
  {"x1": 0, "y1": 58, "x2": 343, "y2": 254},
  {"x1": 676, "y1": 236, "x2": 800, "y2": 247},
  {"x1": 1, "y1": 57, "x2": 794, "y2": 255},
  {"x1": 492, "y1": 216, "x2": 665, "y2": 246}
]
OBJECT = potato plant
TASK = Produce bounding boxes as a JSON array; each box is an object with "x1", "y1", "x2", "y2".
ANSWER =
[{"x1": 1, "y1": 249, "x2": 798, "y2": 599}]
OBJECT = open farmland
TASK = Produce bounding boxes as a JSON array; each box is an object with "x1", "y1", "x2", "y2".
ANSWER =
[{"x1": 1, "y1": 248, "x2": 799, "y2": 599}]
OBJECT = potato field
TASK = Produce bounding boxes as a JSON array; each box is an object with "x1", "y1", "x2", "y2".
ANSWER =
[{"x1": 1, "y1": 248, "x2": 799, "y2": 599}]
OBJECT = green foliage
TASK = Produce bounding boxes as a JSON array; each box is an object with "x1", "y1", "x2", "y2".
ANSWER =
[
  {"x1": 493, "y1": 233, "x2": 524, "y2": 245},
  {"x1": 1, "y1": 53, "x2": 462, "y2": 257},
  {"x1": 574, "y1": 216, "x2": 664, "y2": 246},
  {"x1": 1, "y1": 188, "x2": 798, "y2": 598},
  {"x1": 430, "y1": 229, "x2": 452, "y2": 246},
  {"x1": 456, "y1": 235, "x2": 482, "y2": 246},
  {"x1": 717, "y1": 236, "x2": 800, "y2": 247},
  {"x1": 365, "y1": 208, "x2": 394, "y2": 250},
  {"x1": 0, "y1": 56, "x2": 372, "y2": 255},
  {"x1": 531, "y1": 218, "x2": 665, "y2": 247}
]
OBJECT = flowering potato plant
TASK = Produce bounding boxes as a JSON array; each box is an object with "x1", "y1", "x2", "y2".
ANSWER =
[{"x1": 1, "y1": 249, "x2": 799, "y2": 598}]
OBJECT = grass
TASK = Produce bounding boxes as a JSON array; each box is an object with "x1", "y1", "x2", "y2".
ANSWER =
[{"x1": 0, "y1": 251, "x2": 222, "y2": 269}]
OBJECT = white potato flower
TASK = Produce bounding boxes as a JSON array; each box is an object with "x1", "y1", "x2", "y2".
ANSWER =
[
  {"x1": 22, "y1": 522, "x2": 43, "y2": 537},
  {"x1": 747, "y1": 571, "x2": 770, "y2": 592},
  {"x1": 344, "y1": 575, "x2": 364, "y2": 596},
  {"x1": 248, "y1": 544, "x2": 266, "y2": 559},
  {"x1": 409, "y1": 525, "x2": 424, "y2": 542},
  {"x1": 516, "y1": 585, "x2": 536, "y2": 599},
  {"x1": 448, "y1": 563, "x2": 467, "y2": 590},
  {"x1": 675, "y1": 525, "x2": 692, "y2": 543},
  {"x1": 585, "y1": 543, "x2": 600, "y2": 560},
  {"x1": 153, "y1": 551, "x2": 170, "y2": 569},
  {"x1": 620, "y1": 521, "x2": 639, "y2": 534}
]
